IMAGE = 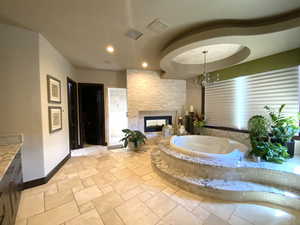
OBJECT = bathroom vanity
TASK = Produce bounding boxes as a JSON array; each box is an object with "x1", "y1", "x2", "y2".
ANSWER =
[{"x1": 0, "y1": 135, "x2": 23, "y2": 225}]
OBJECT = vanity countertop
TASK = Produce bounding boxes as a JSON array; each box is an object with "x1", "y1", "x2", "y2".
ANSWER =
[
  {"x1": 0, "y1": 144, "x2": 22, "y2": 181},
  {"x1": 0, "y1": 134, "x2": 23, "y2": 181}
]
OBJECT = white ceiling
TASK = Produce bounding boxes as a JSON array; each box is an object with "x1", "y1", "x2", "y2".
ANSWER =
[
  {"x1": 173, "y1": 44, "x2": 244, "y2": 64},
  {"x1": 0, "y1": 0, "x2": 300, "y2": 75}
]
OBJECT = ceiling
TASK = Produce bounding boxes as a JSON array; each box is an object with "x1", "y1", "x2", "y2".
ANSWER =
[
  {"x1": 0, "y1": 0, "x2": 300, "y2": 77},
  {"x1": 173, "y1": 44, "x2": 245, "y2": 64}
]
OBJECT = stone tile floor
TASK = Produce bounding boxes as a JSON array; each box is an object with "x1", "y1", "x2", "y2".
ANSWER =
[{"x1": 15, "y1": 145, "x2": 300, "y2": 225}]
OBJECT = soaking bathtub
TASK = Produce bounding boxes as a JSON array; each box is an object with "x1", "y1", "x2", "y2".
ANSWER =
[{"x1": 170, "y1": 135, "x2": 249, "y2": 159}]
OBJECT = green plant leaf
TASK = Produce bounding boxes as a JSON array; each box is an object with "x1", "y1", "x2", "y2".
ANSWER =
[
  {"x1": 279, "y1": 104, "x2": 286, "y2": 113},
  {"x1": 120, "y1": 129, "x2": 147, "y2": 150}
]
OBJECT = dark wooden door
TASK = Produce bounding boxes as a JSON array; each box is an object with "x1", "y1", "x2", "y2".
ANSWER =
[
  {"x1": 78, "y1": 83, "x2": 105, "y2": 145},
  {"x1": 67, "y1": 78, "x2": 79, "y2": 150}
]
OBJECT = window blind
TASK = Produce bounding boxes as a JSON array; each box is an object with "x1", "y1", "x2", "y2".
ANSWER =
[{"x1": 205, "y1": 66, "x2": 299, "y2": 130}]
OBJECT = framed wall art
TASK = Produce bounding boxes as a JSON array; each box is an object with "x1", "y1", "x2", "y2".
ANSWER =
[
  {"x1": 48, "y1": 106, "x2": 62, "y2": 133},
  {"x1": 47, "y1": 75, "x2": 61, "y2": 103}
]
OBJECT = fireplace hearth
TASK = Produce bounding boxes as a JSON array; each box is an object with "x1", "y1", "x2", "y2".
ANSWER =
[{"x1": 144, "y1": 116, "x2": 172, "y2": 132}]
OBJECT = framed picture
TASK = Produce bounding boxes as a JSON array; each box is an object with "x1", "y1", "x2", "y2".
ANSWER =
[
  {"x1": 48, "y1": 106, "x2": 62, "y2": 133},
  {"x1": 47, "y1": 75, "x2": 61, "y2": 103}
]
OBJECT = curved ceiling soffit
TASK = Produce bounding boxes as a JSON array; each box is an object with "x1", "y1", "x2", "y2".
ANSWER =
[{"x1": 160, "y1": 8, "x2": 300, "y2": 77}]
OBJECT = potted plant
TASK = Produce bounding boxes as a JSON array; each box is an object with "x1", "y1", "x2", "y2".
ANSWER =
[
  {"x1": 248, "y1": 104, "x2": 299, "y2": 163},
  {"x1": 191, "y1": 113, "x2": 205, "y2": 135},
  {"x1": 120, "y1": 129, "x2": 147, "y2": 151},
  {"x1": 264, "y1": 104, "x2": 299, "y2": 157},
  {"x1": 252, "y1": 141, "x2": 290, "y2": 164},
  {"x1": 193, "y1": 120, "x2": 205, "y2": 135},
  {"x1": 248, "y1": 115, "x2": 269, "y2": 161}
]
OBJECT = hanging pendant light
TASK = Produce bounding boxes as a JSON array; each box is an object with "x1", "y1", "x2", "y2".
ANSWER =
[{"x1": 199, "y1": 51, "x2": 220, "y2": 87}]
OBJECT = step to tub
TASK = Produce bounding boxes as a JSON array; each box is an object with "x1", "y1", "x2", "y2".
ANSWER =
[
  {"x1": 151, "y1": 150, "x2": 300, "y2": 210},
  {"x1": 158, "y1": 142, "x2": 300, "y2": 190}
]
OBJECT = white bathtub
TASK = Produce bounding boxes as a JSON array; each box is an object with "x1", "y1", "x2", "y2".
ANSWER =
[{"x1": 170, "y1": 135, "x2": 248, "y2": 159}]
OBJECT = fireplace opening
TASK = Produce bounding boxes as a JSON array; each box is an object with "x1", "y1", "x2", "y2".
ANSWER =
[{"x1": 144, "y1": 116, "x2": 172, "y2": 132}]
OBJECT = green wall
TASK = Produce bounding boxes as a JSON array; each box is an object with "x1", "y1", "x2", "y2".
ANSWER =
[{"x1": 211, "y1": 48, "x2": 300, "y2": 80}]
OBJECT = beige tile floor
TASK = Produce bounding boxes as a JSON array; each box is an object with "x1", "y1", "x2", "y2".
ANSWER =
[{"x1": 15, "y1": 145, "x2": 300, "y2": 225}]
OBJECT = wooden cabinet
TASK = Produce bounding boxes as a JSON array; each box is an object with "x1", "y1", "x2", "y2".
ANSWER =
[{"x1": 0, "y1": 150, "x2": 22, "y2": 225}]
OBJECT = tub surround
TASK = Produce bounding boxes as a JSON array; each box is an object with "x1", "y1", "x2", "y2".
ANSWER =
[
  {"x1": 202, "y1": 126, "x2": 300, "y2": 155},
  {"x1": 0, "y1": 134, "x2": 23, "y2": 225},
  {"x1": 170, "y1": 135, "x2": 248, "y2": 160},
  {"x1": 201, "y1": 127, "x2": 251, "y2": 148},
  {"x1": 152, "y1": 136, "x2": 300, "y2": 210}
]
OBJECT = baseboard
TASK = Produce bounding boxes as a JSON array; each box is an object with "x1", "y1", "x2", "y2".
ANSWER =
[
  {"x1": 23, "y1": 153, "x2": 71, "y2": 190},
  {"x1": 107, "y1": 144, "x2": 123, "y2": 150}
]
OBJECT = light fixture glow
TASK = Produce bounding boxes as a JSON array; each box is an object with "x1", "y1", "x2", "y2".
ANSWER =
[
  {"x1": 234, "y1": 76, "x2": 246, "y2": 130},
  {"x1": 142, "y1": 62, "x2": 148, "y2": 68},
  {"x1": 106, "y1": 45, "x2": 114, "y2": 53},
  {"x1": 274, "y1": 210, "x2": 287, "y2": 217},
  {"x1": 284, "y1": 191, "x2": 297, "y2": 198}
]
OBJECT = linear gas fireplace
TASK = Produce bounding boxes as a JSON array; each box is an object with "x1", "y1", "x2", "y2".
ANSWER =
[{"x1": 144, "y1": 116, "x2": 172, "y2": 132}]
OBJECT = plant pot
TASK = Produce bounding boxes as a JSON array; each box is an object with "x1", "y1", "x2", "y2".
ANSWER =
[
  {"x1": 286, "y1": 140, "x2": 295, "y2": 158},
  {"x1": 270, "y1": 137, "x2": 278, "y2": 143},
  {"x1": 127, "y1": 142, "x2": 140, "y2": 151},
  {"x1": 252, "y1": 155, "x2": 261, "y2": 163},
  {"x1": 193, "y1": 127, "x2": 201, "y2": 135}
]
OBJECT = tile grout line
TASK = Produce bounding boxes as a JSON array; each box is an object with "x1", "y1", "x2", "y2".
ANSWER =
[{"x1": 112, "y1": 207, "x2": 127, "y2": 225}]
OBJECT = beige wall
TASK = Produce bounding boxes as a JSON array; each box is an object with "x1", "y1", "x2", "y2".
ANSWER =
[
  {"x1": 186, "y1": 78, "x2": 202, "y2": 115},
  {"x1": 74, "y1": 68, "x2": 126, "y2": 88},
  {"x1": 74, "y1": 68, "x2": 127, "y2": 143},
  {"x1": 127, "y1": 70, "x2": 186, "y2": 130},
  {"x1": 0, "y1": 23, "x2": 77, "y2": 181},
  {"x1": 0, "y1": 23, "x2": 44, "y2": 181},
  {"x1": 39, "y1": 35, "x2": 75, "y2": 175}
]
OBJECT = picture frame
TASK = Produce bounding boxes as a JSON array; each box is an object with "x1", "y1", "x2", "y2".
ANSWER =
[
  {"x1": 47, "y1": 75, "x2": 61, "y2": 103},
  {"x1": 48, "y1": 106, "x2": 62, "y2": 133}
]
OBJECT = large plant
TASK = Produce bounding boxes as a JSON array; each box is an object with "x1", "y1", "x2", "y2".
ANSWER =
[
  {"x1": 120, "y1": 129, "x2": 147, "y2": 149},
  {"x1": 264, "y1": 104, "x2": 299, "y2": 145},
  {"x1": 252, "y1": 142, "x2": 290, "y2": 164},
  {"x1": 248, "y1": 104, "x2": 299, "y2": 163}
]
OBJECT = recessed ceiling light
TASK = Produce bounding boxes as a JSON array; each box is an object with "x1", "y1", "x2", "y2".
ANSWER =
[
  {"x1": 106, "y1": 45, "x2": 114, "y2": 53},
  {"x1": 142, "y1": 62, "x2": 148, "y2": 68}
]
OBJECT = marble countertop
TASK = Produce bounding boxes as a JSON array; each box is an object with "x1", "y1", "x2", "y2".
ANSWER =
[
  {"x1": 0, "y1": 144, "x2": 21, "y2": 180},
  {"x1": 0, "y1": 134, "x2": 23, "y2": 181}
]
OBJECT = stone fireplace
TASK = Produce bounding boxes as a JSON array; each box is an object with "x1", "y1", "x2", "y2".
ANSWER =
[{"x1": 127, "y1": 69, "x2": 186, "y2": 136}]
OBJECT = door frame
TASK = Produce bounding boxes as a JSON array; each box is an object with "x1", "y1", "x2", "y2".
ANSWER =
[
  {"x1": 67, "y1": 77, "x2": 80, "y2": 150},
  {"x1": 107, "y1": 87, "x2": 128, "y2": 146},
  {"x1": 78, "y1": 83, "x2": 106, "y2": 146}
]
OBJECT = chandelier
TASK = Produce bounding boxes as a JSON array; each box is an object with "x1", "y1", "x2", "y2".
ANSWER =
[{"x1": 198, "y1": 51, "x2": 220, "y2": 87}]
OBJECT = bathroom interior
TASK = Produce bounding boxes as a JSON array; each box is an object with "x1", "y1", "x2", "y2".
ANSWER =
[{"x1": 1, "y1": 1, "x2": 300, "y2": 225}]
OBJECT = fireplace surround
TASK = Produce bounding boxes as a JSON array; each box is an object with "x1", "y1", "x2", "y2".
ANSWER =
[
  {"x1": 135, "y1": 110, "x2": 178, "y2": 135},
  {"x1": 144, "y1": 116, "x2": 172, "y2": 132}
]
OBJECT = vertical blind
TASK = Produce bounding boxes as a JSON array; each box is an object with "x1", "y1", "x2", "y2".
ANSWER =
[{"x1": 205, "y1": 66, "x2": 300, "y2": 130}]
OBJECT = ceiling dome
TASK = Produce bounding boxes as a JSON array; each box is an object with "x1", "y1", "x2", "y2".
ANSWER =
[{"x1": 173, "y1": 44, "x2": 245, "y2": 65}]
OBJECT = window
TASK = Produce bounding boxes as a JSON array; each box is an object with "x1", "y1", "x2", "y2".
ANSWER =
[{"x1": 205, "y1": 66, "x2": 299, "y2": 130}]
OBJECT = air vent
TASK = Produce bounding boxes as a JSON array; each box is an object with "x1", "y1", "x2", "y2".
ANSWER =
[
  {"x1": 147, "y1": 18, "x2": 169, "y2": 33},
  {"x1": 125, "y1": 29, "x2": 143, "y2": 40}
]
